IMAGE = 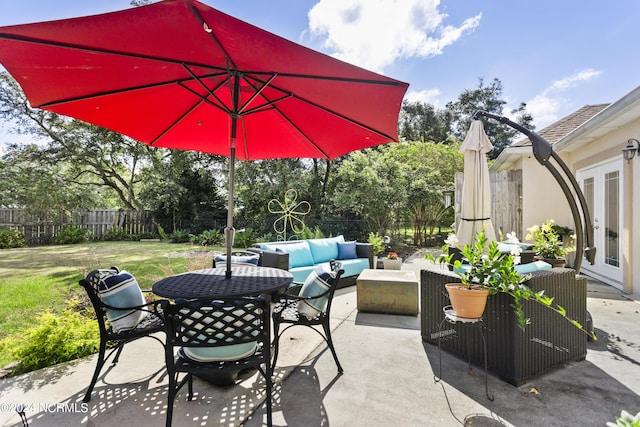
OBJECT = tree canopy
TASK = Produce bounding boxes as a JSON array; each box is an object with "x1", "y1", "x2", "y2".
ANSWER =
[{"x1": 1, "y1": 69, "x2": 533, "y2": 241}]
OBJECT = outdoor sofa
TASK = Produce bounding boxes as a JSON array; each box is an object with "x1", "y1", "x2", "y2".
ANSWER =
[
  {"x1": 421, "y1": 267, "x2": 588, "y2": 386},
  {"x1": 248, "y1": 235, "x2": 373, "y2": 287}
]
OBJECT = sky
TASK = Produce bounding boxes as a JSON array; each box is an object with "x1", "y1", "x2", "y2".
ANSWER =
[{"x1": 1, "y1": 0, "x2": 640, "y2": 148}]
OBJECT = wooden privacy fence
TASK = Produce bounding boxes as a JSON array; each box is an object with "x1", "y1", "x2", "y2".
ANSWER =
[
  {"x1": 0, "y1": 209, "x2": 153, "y2": 245},
  {"x1": 455, "y1": 169, "x2": 523, "y2": 240}
]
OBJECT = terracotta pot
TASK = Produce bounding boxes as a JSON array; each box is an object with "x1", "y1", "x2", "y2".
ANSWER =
[{"x1": 445, "y1": 283, "x2": 489, "y2": 319}]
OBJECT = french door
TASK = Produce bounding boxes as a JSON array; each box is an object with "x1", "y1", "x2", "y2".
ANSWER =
[{"x1": 577, "y1": 159, "x2": 623, "y2": 288}]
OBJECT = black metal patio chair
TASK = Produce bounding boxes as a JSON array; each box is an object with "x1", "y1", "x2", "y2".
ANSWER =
[
  {"x1": 161, "y1": 296, "x2": 273, "y2": 427},
  {"x1": 79, "y1": 267, "x2": 164, "y2": 403},
  {"x1": 271, "y1": 260, "x2": 345, "y2": 373}
]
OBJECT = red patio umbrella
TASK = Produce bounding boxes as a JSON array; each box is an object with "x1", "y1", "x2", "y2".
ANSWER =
[{"x1": 0, "y1": 0, "x2": 408, "y2": 277}]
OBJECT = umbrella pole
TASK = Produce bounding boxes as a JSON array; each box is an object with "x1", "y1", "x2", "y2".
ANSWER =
[{"x1": 225, "y1": 144, "x2": 236, "y2": 279}]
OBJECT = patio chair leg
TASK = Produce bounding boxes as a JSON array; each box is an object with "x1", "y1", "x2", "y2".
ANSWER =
[
  {"x1": 83, "y1": 341, "x2": 108, "y2": 402},
  {"x1": 322, "y1": 322, "x2": 343, "y2": 373},
  {"x1": 111, "y1": 342, "x2": 126, "y2": 364},
  {"x1": 271, "y1": 324, "x2": 281, "y2": 369}
]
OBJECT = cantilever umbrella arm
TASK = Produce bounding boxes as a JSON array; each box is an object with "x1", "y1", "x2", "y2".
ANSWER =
[{"x1": 472, "y1": 110, "x2": 596, "y2": 272}]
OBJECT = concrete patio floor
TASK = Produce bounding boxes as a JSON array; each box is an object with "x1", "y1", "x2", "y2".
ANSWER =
[{"x1": 1, "y1": 252, "x2": 639, "y2": 426}]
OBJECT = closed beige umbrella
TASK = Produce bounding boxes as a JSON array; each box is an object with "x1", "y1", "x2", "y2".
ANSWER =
[{"x1": 456, "y1": 120, "x2": 497, "y2": 246}]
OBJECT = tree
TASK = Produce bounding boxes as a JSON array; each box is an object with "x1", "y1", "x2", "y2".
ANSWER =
[
  {"x1": 0, "y1": 144, "x2": 97, "y2": 215},
  {"x1": 398, "y1": 100, "x2": 451, "y2": 143},
  {"x1": 393, "y1": 141, "x2": 462, "y2": 244},
  {"x1": 446, "y1": 77, "x2": 534, "y2": 158},
  {"x1": 138, "y1": 150, "x2": 227, "y2": 233},
  {"x1": 329, "y1": 147, "x2": 407, "y2": 235},
  {"x1": 0, "y1": 71, "x2": 160, "y2": 210}
]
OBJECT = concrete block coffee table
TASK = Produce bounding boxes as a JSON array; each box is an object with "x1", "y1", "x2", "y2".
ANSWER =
[{"x1": 356, "y1": 269, "x2": 419, "y2": 315}]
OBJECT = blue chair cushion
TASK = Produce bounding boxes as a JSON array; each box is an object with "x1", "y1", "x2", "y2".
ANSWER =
[
  {"x1": 337, "y1": 241, "x2": 357, "y2": 260},
  {"x1": 97, "y1": 269, "x2": 146, "y2": 333},
  {"x1": 307, "y1": 235, "x2": 344, "y2": 264},
  {"x1": 297, "y1": 265, "x2": 336, "y2": 320},
  {"x1": 178, "y1": 304, "x2": 258, "y2": 362},
  {"x1": 515, "y1": 260, "x2": 552, "y2": 274}
]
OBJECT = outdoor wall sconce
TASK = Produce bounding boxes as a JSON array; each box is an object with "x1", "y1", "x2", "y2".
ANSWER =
[{"x1": 622, "y1": 138, "x2": 640, "y2": 162}]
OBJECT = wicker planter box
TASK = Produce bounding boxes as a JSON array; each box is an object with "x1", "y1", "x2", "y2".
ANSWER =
[{"x1": 420, "y1": 267, "x2": 588, "y2": 386}]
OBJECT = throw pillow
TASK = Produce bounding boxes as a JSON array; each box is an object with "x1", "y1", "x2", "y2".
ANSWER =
[
  {"x1": 214, "y1": 252, "x2": 260, "y2": 266},
  {"x1": 297, "y1": 265, "x2": 337, "y2": 320},
  {"x1": 337, "y1": 241, "x2": 357, "y2": 260},
  {"x1": 93, "y1": 268, "x2": 146, "y2": 333}
]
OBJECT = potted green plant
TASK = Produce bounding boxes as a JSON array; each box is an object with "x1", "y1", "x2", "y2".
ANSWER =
[
  {"x1": 367, "y1": 232, "x2": 385, "y2": 269},
  {"x1": 427, "y1": 230, "x2": 593, "y2": 336},
  {"x1": 526, "y1": 219, "x2": 575, "y2": 267}
]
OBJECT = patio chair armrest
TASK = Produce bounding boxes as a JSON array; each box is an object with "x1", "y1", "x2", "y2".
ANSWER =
[
  {"x1": 100, "y1": 298, "x2": 164, "y2": 321},
  {"x1": 356, "y1": 243, "x2": 374, "y2": 268},
  {"x1": 248, "y1": 248, "x2": 289, "y2": 270},
  {"x1": 274, "y1": 284, "x2": 331, "y2": 302}
]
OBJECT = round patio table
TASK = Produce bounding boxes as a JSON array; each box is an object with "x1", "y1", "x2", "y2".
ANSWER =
[{"x1": 152, "y1": 266, "x2": 293, "y2": 299}]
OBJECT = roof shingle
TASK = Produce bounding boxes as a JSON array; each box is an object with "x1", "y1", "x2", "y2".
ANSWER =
[{"x1": 512, "y1": 104, "x2": 610, "y2": 147}]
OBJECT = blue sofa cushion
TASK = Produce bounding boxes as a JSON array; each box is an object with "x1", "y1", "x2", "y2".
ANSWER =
[
  {"x1": 289, "y1": 265, "x2": 317, "y2": 284},
  {"x1": 337, "y1": 241, "x2": 357, "y2": 260},
  {"x1": 307, "y1": 235, "x2": 344, "y2": 264},
  {"x1": 515, "y1": 260, "x2": 552, "y2": 274},
  {"x1": 337, "y1": 258, "x2": 369, "y2": 278},
  {"x1": 455, "y1": 260, "x2": 552, "y2": 276},
  {"x1": 262, "y1": 241, "x2": 314, "y2": 269}
]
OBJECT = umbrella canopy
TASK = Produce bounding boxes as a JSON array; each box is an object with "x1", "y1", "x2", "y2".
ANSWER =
[
  {"x1": 0, "y1": 0, "x2": 409, "y2": 276},
  {"x1": 456, "y1": 120, "x2": 497, "y2": 246}
]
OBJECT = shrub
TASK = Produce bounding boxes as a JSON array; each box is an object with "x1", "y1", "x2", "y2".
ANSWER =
[
  {"x1": 0, "y1": 301, "x2": 99, "y2": 376},
  {"x1": 52, "y1": 225, "x2": 90, "y2": 244},
  {"x1": 103, "y1": 226, "x2": 130, "y2": 241},
  {"x1": 190, "y1": 229, "x2": 223, "y2": 246},
  {"x1": 234, "y1": 228, "x2": 257, "y2": 248},
  {"x1": 168, "y1": 229, "x2": 191, "y2": 243},
  {"x1": 0, "y1": 226, "x2": 25, "y2": 249},
  {"x1": 298, "y1": 226, "x2": 325, "y2": 240},
  {"x1": 134, "y1": 231, "x2": 159, "y2": 240}
]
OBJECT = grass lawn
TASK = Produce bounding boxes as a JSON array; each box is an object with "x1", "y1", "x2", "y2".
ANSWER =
[{"x1": 0, "y1": 241, "x2": 221, "y2": 367}]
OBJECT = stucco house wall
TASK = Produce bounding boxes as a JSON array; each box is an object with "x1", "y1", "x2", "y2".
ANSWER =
[{"x1": 491, "y1": 87, "x2": 640, "y2": 296}]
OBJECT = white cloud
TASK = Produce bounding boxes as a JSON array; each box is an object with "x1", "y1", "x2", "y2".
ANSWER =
[
  {"x1": 527, "y1": 68, "x2": 602, "y2": 128},
  {"x1": 306, "y1": 0, "x2": 481, "y2": 73},
  {"x1": 404, "y1": 88, "x2": 441, "y2": 106}
]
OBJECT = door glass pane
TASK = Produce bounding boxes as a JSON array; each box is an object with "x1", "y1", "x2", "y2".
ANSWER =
[
  {"x1": 604, "y1": 171, "x2": 619, "y2": 267},
  {"x1": 583, "y1": 177, "x2": 594, "y2": 261},
  {"x1": 583, "y1": 177, "x2": 594, "y2": 223}
]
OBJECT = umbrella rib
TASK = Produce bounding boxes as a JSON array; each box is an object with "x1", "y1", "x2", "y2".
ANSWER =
[
  {"x1": 238, "y1": 73, "x2": 279, "y2": 114},
  {"x1": 182, "y1": 64, "x2": 232, "y2": 114},
  {"x1": 177, "y1": 82, "x2": 231, "y2": 115},
  {"x1": 149, "y1": 99, "x2": 205, "y2": 146},
  {"x1": 188, "y1": 3, "x2": 237, "y2": 70},
  {"x1": 0, "y1": 32, "x2": 230, "y2": 75},
  {"x1": 291, "y1": 93, "x2": 397, "y2": 141},
  {"x1": 35, "y1": 71, "x2": 228, "y2": 109}
]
